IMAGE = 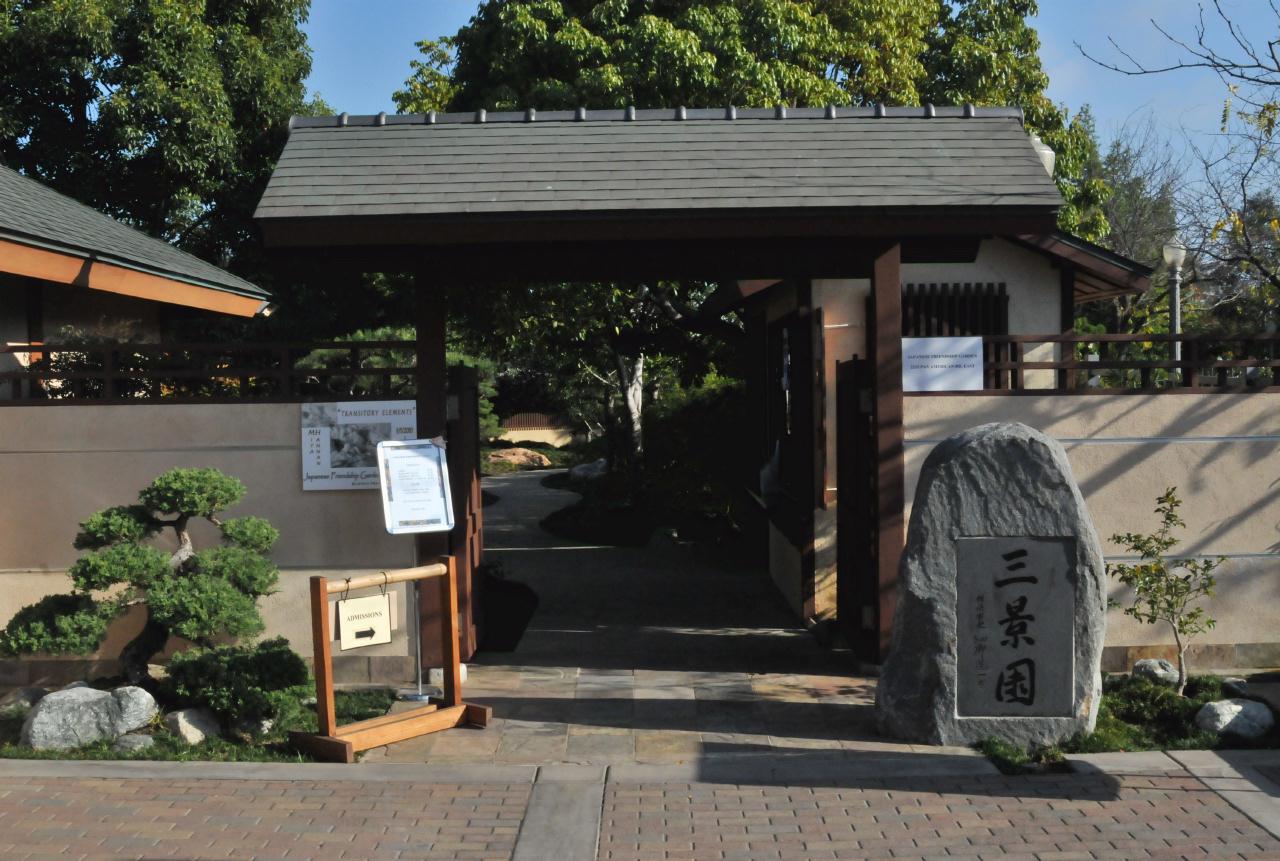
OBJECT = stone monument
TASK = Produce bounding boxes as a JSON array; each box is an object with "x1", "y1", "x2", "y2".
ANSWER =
[{"x1": 875, "y1": 422, "x2": 1107, "y2": 747}]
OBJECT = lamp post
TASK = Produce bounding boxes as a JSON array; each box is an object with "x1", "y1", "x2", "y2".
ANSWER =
[{"x1": 1163, "y1": 237, "x2": 1188, "y2": 372}]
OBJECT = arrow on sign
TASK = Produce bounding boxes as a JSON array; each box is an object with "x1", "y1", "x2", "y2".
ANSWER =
[{"x1": 355, "y1": 628, "x2": 376, "y2": 640}]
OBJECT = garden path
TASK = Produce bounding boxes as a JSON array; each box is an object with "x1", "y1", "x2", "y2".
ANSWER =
[{"x1": 365, "y1": 469, "x2": 966, "y2": 766}]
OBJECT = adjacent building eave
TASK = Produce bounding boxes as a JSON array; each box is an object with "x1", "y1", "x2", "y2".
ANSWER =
[
  {"x1": 1011, "y1": 232, "x2": 1153, "y2": 303},
  {"x1": 0, "y1": 235, "x2": 268, "y2": 318}
]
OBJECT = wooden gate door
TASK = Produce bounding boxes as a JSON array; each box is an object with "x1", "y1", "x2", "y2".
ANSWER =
[
  {"x1": 420, "y1": 365, "x2": 485, "y2": 666},
  {"x1": 835, "y1": 357, "x2": 878, "y2": 664}
]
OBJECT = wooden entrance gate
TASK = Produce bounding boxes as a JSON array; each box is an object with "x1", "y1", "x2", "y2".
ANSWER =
[{"x1": 835, "y1": 357, "x2": 879, "y2": 664}]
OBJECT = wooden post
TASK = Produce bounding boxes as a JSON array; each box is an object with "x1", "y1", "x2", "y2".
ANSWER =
[
  {"x1": 310, "y1": 576, "x2": 337, "y2": 736},
  {"x1": 439, "y1": 556, "x2": 463, "y2": 707},
  {"x1": 1058, "y1": 266, "x2": 1075, "y2": 390},
  {"x1": 872, "y1": 242, "x2": 904, "y2": 661},
  {"x1": 414, "y1": 274, "x2": 451, "y2": 669}
]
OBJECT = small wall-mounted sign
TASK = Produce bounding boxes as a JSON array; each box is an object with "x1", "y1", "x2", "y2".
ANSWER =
[
  {"x1": 336, "y1": 593, "x2": 393, "y2": 650},
  {"x1": 376, "y1": 439, "x2": 454, "y2": 534},
  {"x1": 301, "y1": 401, "x2": 417, "y2": 491},
  {"x1": 902, "y1": 336, "x2": 984, "y2": 392}
]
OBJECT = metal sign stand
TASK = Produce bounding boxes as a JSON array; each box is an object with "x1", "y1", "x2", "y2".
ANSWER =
[
  {"x1": 398, "y1": 579, "x2": 435, "y2": 702},
  {"x1": 289, "y1": 557, "x2": 490, "y2": 763}
]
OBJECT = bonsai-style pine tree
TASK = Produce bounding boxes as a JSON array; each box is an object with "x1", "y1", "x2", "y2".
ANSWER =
[{"x1": 0, "y1": 468, "x2": 279, "y2": 684}]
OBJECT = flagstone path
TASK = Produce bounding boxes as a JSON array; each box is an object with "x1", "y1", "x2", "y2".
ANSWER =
[{"x1": 362, "y1": 469, "x2": 974, "y2": 766}]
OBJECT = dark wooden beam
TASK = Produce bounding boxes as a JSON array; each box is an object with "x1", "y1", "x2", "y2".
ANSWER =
[
  {"x1": 871, "y1": 243, "x2": 904, "y2": 661},
  {"x1": 414, "y1": 273, "x2": 451, "y2": 668},
  {"x1": 261, "y1": 208, "x2": 1060, "y2": 250}
]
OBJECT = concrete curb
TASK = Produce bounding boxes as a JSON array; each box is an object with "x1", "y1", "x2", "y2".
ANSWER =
[{"x1": 0, "y1": 750, "x2": 999, "y2": 784}]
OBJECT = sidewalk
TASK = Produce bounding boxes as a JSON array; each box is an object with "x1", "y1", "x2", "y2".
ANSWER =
[{"x1": 3, "y1": 750, "x2": 1280, "y2": 860}]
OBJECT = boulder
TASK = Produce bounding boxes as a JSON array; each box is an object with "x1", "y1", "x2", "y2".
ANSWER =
[
  {"x1": 569, "y1": 458, "x2": 608, "y2": 482},
  {"x1": 112, "y1": 734, "x2": 155, "y2": 754},
  {"x1": 1196, "y1": 699, "x2": 1275, "y2": 739},
  {"x1": 487, "y1": 447, "x2": 552, "y2": 468},
  {"x1": 875, "y1": 423, "x2": 1108, "y2": 747},
  {"x1": 20, "y1": 686, "x2": 153, "y2": 750},
  {"x1": 1133, "y1": 659, "x2": 1180, "y2": 686},
  {"x1": 1224, "y1": 678, "x2": 1250, "y2": 697},
  {"x1": 0, "y1": 686, "x2": 48, "y2": 712},
  {"x1": 164, "y1": 707, "x2": 221, "y2": 745},
  {"x1": 113, "y1": 687, "x2": 158, "y2": 733}
]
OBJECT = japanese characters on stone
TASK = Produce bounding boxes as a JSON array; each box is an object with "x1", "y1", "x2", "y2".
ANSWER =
[{"x1": 956, "y1": 537, "x2": 1076, "y2": 718}]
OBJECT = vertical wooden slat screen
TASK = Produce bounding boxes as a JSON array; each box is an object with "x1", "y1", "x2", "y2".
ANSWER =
[{"x1": 902, "y1": 282, "x2": 1009, "y2": 388}]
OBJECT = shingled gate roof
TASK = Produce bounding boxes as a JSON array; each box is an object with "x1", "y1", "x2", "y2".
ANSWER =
[
  {"x1": 255, "y1": 106, "x2": 1062, "y2": 241},
  {"x1": 0, "y1": 164, "x2": 268, "y2": 317}
]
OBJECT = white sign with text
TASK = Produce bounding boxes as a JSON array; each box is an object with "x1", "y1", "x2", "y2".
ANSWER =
[
  {"x1": 336, "y1": 593, "x2": 393, "y2": 650},
  {"x1": 376, "y1": 439, "x2": 454, "y2": 534},
  {"x1": 902, "y1": 336, "x2": 984, "y2": 392}
]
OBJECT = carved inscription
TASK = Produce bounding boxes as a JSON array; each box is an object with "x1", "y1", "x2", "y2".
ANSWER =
[{"x1": 956, "y1": 537, "x2": 1075, "y2": 717}]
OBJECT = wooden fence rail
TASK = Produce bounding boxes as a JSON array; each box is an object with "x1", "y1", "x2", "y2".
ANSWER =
[
  {"x1": 971, "y1": 334, "x2": 1280, "y2": 394},
  {"x1": 0, "y1": 340, "x2": 420, "y2": 404}
]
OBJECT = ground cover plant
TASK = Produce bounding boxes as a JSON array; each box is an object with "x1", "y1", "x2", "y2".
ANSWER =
[
  {"x1": 0, "y1": 687, "x2": 397, "y2": 762},
  {"x1": 980, "y1": 673, "x2": 1280, "y2": 773}
]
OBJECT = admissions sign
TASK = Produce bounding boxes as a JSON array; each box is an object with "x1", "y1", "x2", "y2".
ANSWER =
[
  {"x1": 902, "y1": 336, "x2": 984, "y2": 392},
  {"x1": 376, "y1": 439, "x2": 454, "y2": 534},
  {"x1": 301, "y1": 401, "x2": 416, "y2": 491}
]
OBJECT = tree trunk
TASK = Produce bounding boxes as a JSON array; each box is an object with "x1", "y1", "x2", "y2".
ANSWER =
[
  {"x1": 119, "y1": 609, "x2": 169, "y2": 686},
  {"x1": 1172, "y1": 624, "x2": 1188, "y2": 696},
  {"x1": 615, "y1": 350, "x2": 644, "y2": 459}
]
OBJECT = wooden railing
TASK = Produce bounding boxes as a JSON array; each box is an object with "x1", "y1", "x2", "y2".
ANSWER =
[
  {"x1": 0, "y1": 340, "x2": 419, "y2": 404},
  {"x1": 975, "y1": 334, "x2": 1280, "y2": 394}
]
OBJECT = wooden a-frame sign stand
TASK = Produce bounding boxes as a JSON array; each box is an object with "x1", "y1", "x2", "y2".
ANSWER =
[{"x1": 289, "y1": 557, "x2": 491, "y2": 763}]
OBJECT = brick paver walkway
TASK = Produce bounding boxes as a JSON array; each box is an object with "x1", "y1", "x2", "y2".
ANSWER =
[
  {"x1": 0, "y1": 776, "x2": 528, "y2": 861},
  {"x1": 599, "y1": 773, "x2": 1280, "y2": 861},
  {"x1": 4, "y1": 761, "x2": 1280, "y2": 860}
]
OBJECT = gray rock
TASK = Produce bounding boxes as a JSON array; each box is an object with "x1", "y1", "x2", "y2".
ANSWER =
[
  {"x1": 164, "y1": 707, "x2": 221, "y2": 745},
  {"x1": 21, "y1": 688, "x2": 118, "y2": 750},
  {"x1": 19, "y1": 685, "x2": 158, "y2": 750},
  {"x1": 0, "y1": 686, "x2": 48, "y2": 712},
  {"x1": 112, "y1": 687, "x2": 157, "y2": 733},
  {"x1": 1224, "y1": 677, "x2": 1249, "y2": 697},
  {"x1": 568, "y1": 458, "x2": 608, "y2": 481},
  {"x1": 1195, "y1": 699, "x2": 1275, "y2": 738},
  {"x1": 233, "y1": 716, "x2": 275, "y2": 737},
  {"x1": 875, "y1": 422, "x2": 1108, "y2": 748},
  {"x1": 112, "y1": 734, "x2": 155, "y2": 753},
  {"x1": 1133, "y1": 659, "x2": 1180, "y2": 686}
]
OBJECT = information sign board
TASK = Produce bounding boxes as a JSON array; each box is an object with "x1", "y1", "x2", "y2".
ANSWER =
[
  {"x1": 302, "y1": 401, "x2": 417, "y2": 490},
  {"x1": 376, "y1": 439, "x2": 454, "y2": 534},
  {"x1": 902, "y1": 336, "x2": 984, "y2": 392}
]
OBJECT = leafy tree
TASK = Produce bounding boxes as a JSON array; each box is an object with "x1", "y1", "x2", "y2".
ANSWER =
[
  {"x1": 0, "y1": 468, "x2": 280, "y2": 685},
  {"x1": 921, "y1": 0, "x2": 1107, "y2": 239},
  {"x1": 1109, "y1": 488, "x2": 1223, "y2": 696},
  {"x1": 297, "y1": 324, "x2": 503, "y2": 441},
  {"x1": 0, "y1": 0, "x2": 318, "y2": 276},
  {"x1": 1082, "y1": 2, "x2": 1280, "y2": 332}
]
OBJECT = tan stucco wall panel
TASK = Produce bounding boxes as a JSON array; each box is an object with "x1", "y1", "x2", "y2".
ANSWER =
[
  {"x1": 0, "y1": 403, "x2": 412, "y2": 572},
  {"x1": 905, "y1": 393, "x2": 1280, "y2": 650}
]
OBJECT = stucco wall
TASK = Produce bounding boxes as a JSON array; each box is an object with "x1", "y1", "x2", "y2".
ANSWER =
[
  {"x1": 0, "y1": 403, "x2": 417, "y2": 683},
  {"x1": 904, "y1": 393, "x2": 1280, "y2": 663}
]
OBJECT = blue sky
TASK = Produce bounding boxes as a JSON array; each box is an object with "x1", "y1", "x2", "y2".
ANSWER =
[{"x1": 302, "y1": 0, "x2": 1270, "y2": 147}]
